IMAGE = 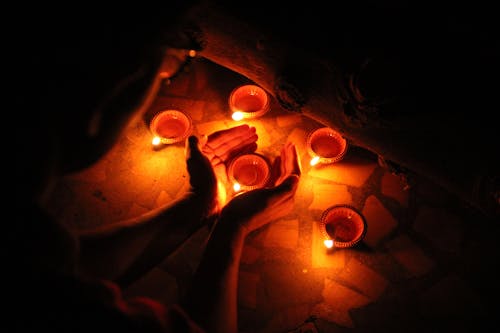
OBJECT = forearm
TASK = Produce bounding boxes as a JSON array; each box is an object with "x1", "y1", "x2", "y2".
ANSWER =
[
  {"x1": 78, "y1": 193, "x2": 212, "y2": 283},
  {"x1": 182, "y1": 218, "x2": 246, "y2": 333}
]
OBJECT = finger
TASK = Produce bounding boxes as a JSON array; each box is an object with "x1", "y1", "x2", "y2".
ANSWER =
[
  {"x1": 283, "y1": 142, "x2": 301, "y2": 176},
  {"x1": 220, "y1": 141, "x2": 258, "y2": 163},
  {"x1": 267, "y1": 174, "x2": 299, "y2": 204},
  {"x1": 206, "y1": 124, "x2": 249, "y2": 142},
  {"x1": 269, "y1": 155, "x2": 282, "y2": 185},
  {"x1": 290, "y1": 143, "x2": 302, "y2": 176},
  {"x1": 211, "y1": 133, "x2": 258, "y2": 161},
  {"x1": 206, "y1": 124, "x2": 255, "y2": 148},
  {"x1": 186, "y1": 135, "x2": 201, "y2": 159}
]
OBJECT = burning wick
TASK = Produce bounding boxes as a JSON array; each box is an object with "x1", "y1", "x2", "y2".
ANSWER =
[
  {"x1": 152, "y1": 136, "x2": 162, "y2": 146},
  {"x1": 232, "y1": 111, "x2": 244, "y2": 121},
  {"x1": 310, "y1": 156, "x2": 320, "y2": 166},
  {"x1": 323, "y1": 239, "x2": 334, "y2": 249},
  {"x1": 233, "y1": 182, "x2": 242, "y2": 192}
]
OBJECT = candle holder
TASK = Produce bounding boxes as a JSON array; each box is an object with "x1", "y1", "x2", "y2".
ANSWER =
[
  {"x1": 228, "y1": 153, "x2": 271, "y2": 192},
  {"x1": 307, "y1": 127, "x2": 348, "y2": 166},
  {"x1": 320, "y1": 205, "x2": 367, "y2": 248},
  {"x1": 149, "y1": 109, "x2": 192, "y2": 145},
  {"x1": 229, "y1": 84, "x2": 270, "y2": 120}
]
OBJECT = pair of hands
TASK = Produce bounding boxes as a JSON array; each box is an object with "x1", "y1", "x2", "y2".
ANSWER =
[{"x1": 185, "y1": 124, "x2": 301, "y2": 235}]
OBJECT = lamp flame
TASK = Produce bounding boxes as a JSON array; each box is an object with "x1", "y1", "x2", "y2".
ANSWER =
[
  {"x1": 323, "y1": 239, "x2": 334, "y2": 249},
  {"x1": 310, "y1": 156, "x2": 320, "y2": 166},
  {"x1": 233, "y1": 182, "x2": 241, "y2": 192},
  {"x1": 232, "y1": 111, "x2": 244, "y2": 121},
  {"x1": 152, "y1": 136, "x2": 162, "y2": 146}
]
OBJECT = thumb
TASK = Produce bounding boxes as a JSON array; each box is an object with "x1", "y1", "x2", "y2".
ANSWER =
[
  {"x1": 185, "y1": 135, "x2": 202, "y2": 159},
  {"x1": 276, "y1": 174, "x2": 299, "y2": 193}
]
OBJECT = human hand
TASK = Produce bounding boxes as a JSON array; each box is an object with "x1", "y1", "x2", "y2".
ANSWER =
[
  {"x1": 185, "y1": 135, "x2": 219, "y2": 216},
  {"x1": 201, "y1": 124, "x2": 258, "y2": 184},
  {"x1": 270, "y1": 141, "x2": 302, "y2": 186},
  {"x1": 185, "y1": 124, "x2": 258, "y2": 217},
  {"x1": 218, "y1": 142, "x2": 301, "y2": 236}
]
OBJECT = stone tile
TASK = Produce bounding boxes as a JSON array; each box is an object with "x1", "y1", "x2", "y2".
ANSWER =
[
  {"x1": 419, "y1": 274, "x2": 486, "y2": 318},
  {"x1": 308, "y1": 157, "x2": 377, "y2": 187},
  {"x1": 415, "y1": 176, "x2": 454, "y2": 206},
  {"x1": 260, "y1": 264, "x2": 324, "y2": 312},
  {"x1": 414, "y1": 205, "x2": 464, "y2": 253},
  {"x1": 241, "y1": 244, "x2": 261, "y2": 264},
  {"x1": 125, "y1": 119, "x2": 152, "y2": 146},
  {"x1": 126, "y1": 203, "x2": 150, "y2": 219},
  {"x1": 264, "y1": 219, "x2": 299, "y2": 249},
  {"x1": 123, "y1": 267, "x2": 178, "y2": 305},
  {"x1": 196, "y1": 120, "x2": 234, "y2": 137},
  {"x1": 287, "y1": 128, "x2": 308, "y2": 154},
  {"x1": 160, "y1": 226, "x2": 210, "y2": 276},
  {"x1": 187, "y1": 100, "x2": 206, "y2": 121},
  {"x1": 338, "y1": 258, "x2": 388, "y2": 300},
  {"x1": 308, "y1": 183, "x2": 352, "y2": 211},
  {"x1": 381, "y1": 172, "x2": 409, "y2": 207},
  {"x1": 362, "y1": 195, "x2": 398, "y2": 248},
  {"x1": 276, "y1": 114, "x2": 303, "y2": 128},
  {"x1": 152, "y1": 96, "x2": 207, "y2": 121},
  {"x1": 312, "y1": 278, "x2": 371, "y2": 328},
  {"x1": 386, "y1": 234, "x2": 435, "y2": 277},
  {"x1": 155, "y1": 190, "x2": 174, "y2": 207},
  {"x1": 311, "y1": 221, "x2": 346, "y2": 269},
  {"x1": 238, "y1": 271, "x2": 260, "y2": 309},
  {"x1": 261, "y1": 304, "x2": 311, "y2": 333},
  {"x1": 70, "y1": 162, "x2": 107, "y2": 183},
  {"x1": 159, "y1": 72, "x2": 191, "y2": 96}
]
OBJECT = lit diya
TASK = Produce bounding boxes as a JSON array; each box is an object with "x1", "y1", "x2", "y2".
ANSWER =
[
  {"x1": 149, "y1": 109, "x2": 192, "y2": 145},
  {"x1": 320, "y1": 205, "x2": 367, "y2": 248},
  {"x1": 228, "y1": 153, "x2": 271, "y2": 192},
  {"x1": 307, "y1": 127, "x2": 348, "y2": 166},
  {"x1": 229, "y1": 84, "x2": 270, "y2": 120}
]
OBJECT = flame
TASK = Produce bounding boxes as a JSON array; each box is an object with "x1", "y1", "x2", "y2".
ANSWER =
[
  {"x1": 233, "y1": 182, "x2": 241, "y2": 192},
  {"x1": 232, "y1": 111, "x2": 244, "y2": 121},
  {"x1": 323, "y1": 239, "x2": 334, "y2": 249},
  {"x1": 152, "y1": 136, "x2": 162, "y2": 146},
  {"x1": 310, "y1": 156, "x2": 320, "y2": 166}
]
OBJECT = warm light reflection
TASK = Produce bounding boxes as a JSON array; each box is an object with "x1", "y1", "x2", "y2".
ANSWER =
[
  {"x1": 188, "y1": 49, "x2": 196, "y2": 57},
  {"x1": 310, "y1": 156, "x2": 320, "y2": 166},
  {"x1": 152, "y1": 136, "x2": 162, "y2": 146},
  {"x1": 233, "y1": 182, "x2": 241, "y2": 192},
  {"x1": 217, "y1": 181, "x2": 227, "y2": 205},
  {"x1": 324, "y1": 239, "x2": 334, "y2": 248},
  {"x1": 232, "y1": 111, "x2": 244, "y2": 121}
]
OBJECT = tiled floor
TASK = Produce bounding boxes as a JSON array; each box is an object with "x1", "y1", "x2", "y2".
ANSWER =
[{"x1": 47, "y1": 57, "x2": 498, "y2": 333}]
